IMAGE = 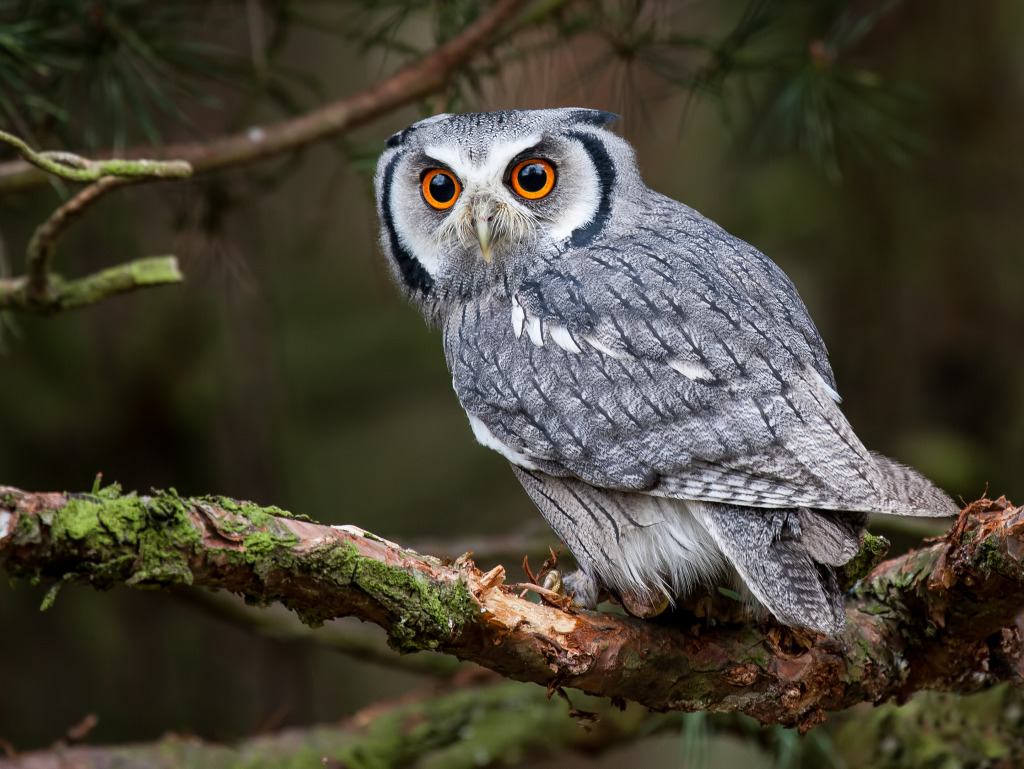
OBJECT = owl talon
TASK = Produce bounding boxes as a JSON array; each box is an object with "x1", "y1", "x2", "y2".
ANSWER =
[
  {"x1": 618, "y1": 589, "x2": 671, "y2": 619},
  {"x1": 560, "y1": 570, "x2": 603, "y2": 609},
  {"x1": 541, "y1": 569, "x2": 563, "y2": 594}
]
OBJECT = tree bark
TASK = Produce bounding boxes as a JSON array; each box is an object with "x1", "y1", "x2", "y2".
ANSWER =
[{"x1": 2, "y1": 485, "x2": 1021, "y2": 731}]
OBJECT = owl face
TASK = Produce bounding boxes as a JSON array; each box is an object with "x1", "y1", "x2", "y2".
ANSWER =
[{"x1": 374, "y1": 108, "x2": 635, "y2": 316}]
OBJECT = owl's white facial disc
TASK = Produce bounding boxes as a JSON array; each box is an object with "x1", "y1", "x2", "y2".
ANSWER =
[
  {"x1": 421, "y1": 133, "x2": 543, "y2": 264},
  {"x1": 375, "y1": 109, "x2": 621, "y2": 303}
]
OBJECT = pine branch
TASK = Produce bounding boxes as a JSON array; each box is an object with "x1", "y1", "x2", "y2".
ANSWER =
[
  {"x1": 1, "y1": 485, "x2": 1020, "y2": 732},
  {"x1": 0, "y1": 0, "x2": 532, "y2": 195}
]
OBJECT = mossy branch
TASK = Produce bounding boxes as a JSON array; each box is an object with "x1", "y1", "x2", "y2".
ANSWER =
[
  {"x1": 0, "y1": 256, "x2": 183, "y2": 315},
  {"x1": 6, "y1": 665, "x2": 1022, "y2": 768},
  {"x1": 1, "y1": 485, "x2": 1021, "y2": 731},
  {"x1": 0, "y1": 132, "x2": 191, "y2": 314},
  {"x1": 0, "y1": 676, "x2": 723, "y2": 769},
  {"x1": 0, "y1": 129, "x2": 191, "y2": 184}
]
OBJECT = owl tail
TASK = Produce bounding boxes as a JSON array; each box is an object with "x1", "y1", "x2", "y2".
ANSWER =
[
  {"x1": 870, "y1": 452, "x2": 961, "y2": 517},
  {"x1": 691, "y1": 502, "x2": 865, "y2": 636}
]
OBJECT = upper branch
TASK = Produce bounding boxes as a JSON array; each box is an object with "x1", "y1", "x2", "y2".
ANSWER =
[
  {"x1": 0, "y1": 0, "x2": 532, "y2": 195},
  {"x1": 0, "y1": 485, "x2": 1018, "y2": 730}
]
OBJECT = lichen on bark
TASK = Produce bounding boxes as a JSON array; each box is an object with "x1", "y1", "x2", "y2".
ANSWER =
[{"x1": 2, "y1": 485, "x2": 1023, "y2": 728}]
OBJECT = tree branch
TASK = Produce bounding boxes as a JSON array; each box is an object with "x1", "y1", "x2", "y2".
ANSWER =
[
  {"x1": 0, "y1": 676, "x2": 686, "y2": 769},
  {"x1": 0, "y1": 256, "x2": 184, "y2": 315},
  {"x1": 0, "y1": 130, "x2": 191, "y2": 186},
  {"x1": 0, "y1": 132, "x2": 191, "y2": 313},
  {"x1": 0, "y1": 0, "x2": 529, "y2": 314},
  {"x1": 1, "y1": 485, "x2": 1018, "y2": 731},
  {"x1": 0, "y1": 0, "x2": 532, "y2": 195}
]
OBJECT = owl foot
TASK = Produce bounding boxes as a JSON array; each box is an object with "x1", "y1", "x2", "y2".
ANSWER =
[
  {"x1": 509, "y1": 553, "x2": 575, "y2": 610},
  {"x1": 536, "y1": 568, "x2": 606, "y2": 610},
  {"x1": 617, "y1": 589, "x2": 671, "y2": 619}
]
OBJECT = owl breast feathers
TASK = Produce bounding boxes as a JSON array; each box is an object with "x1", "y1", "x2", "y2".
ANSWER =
[{"x1": 374, "y1": 108, "x2": 957, "y2": 636}]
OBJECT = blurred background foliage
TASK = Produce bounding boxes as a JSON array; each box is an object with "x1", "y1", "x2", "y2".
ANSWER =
[{"x1": 1, "y1": 0, "x2": 1023, "y2": 765}]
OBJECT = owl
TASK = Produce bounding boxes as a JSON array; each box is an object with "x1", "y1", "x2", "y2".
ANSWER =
[{"x1": 374, "y1": 108, "x2": 957, "y2": 635}]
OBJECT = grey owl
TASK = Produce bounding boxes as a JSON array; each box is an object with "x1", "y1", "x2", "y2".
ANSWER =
[{"x1": 374, "y1": 108, "x2": 957, "y2": 636}]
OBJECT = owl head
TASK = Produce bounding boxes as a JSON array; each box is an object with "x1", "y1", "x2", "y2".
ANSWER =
[{"x1": 374, "y1": 108, "x2": 641, "y2": 321}]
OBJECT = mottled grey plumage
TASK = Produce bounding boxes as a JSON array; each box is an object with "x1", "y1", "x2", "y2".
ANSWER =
[{"x1": 374, "y1": 108, "x2": 957, "y2": 635}]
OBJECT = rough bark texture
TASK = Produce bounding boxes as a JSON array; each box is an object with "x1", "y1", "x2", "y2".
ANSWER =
[{"x1": 2, "y1": 485, "x2": 1021, "y2": 731}]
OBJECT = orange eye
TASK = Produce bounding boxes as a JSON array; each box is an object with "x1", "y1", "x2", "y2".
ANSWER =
[
  {"x1": 510, "y1": 158, "x2": 556, "y2": 200},
  {"x1": 421, "y1": 169, "x2": 461, "y2": 210}
]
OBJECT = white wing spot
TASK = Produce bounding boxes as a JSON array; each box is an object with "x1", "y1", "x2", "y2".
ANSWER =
[
  {"x1": 467, "y1": 414, "x2": 539, "y2": 470},
  {"x1": 548, "y1": 324, "x2": 582, "y2": 354},
  {"x1": 667, "y1": 357, "x2": 714, "y2": 381},
  {"x1": 811, "y1": 368, "x2": 842, "y2": 403},
  {"x1": 527, "y1": 316, "x2": 544, "y2": 347},
  {"x1": 511, "y1": 297, "x2": 526, "y2": 339},
  {"x1": 582, "y1": 334, "x2": 631, "y2": 360}
]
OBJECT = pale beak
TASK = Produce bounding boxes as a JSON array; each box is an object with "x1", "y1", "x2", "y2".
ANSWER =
[{"x1": 475, "y1": 217, "x2": 492, "y2": 263}]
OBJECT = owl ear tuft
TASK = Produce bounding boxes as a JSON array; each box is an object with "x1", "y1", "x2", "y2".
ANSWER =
[
  {"x1": 385, "y1": 113, "x2": 453, "y2": 148},
  {"x1": 571, "y1": 109, "x2": 620, "y2": 127}
]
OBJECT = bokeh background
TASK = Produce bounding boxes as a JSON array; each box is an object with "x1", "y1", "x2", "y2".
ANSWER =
[{"x1": 1, "y1": 0, "x2": 1023, "y2": 763}]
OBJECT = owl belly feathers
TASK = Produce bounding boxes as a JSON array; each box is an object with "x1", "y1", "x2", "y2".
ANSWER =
[{"x1": 375, "y1": 108, "x2": 957, "y2": 636}]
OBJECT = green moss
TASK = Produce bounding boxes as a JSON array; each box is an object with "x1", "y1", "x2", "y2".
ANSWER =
[
  {"x1": 308, "y1": 540, "x2": 360, "y2": 581},
  {"x1": 245, "y1": 507, "x2": 275, "y2": 529},
  {"x1": 349, "y1": 555, "x2": 476, "y2": 653},
  {"x1": 39, "y1": 579, "x2": 62, "y2": 610},
  {"x1": 10, "y1": 485, "x2": 478, "y2": 656},
  {"x1": 128, "y1": 528, "x2": 195, "y2": 588},
  {"x1": 977, "y1": 539, "x2": 1006, "y2": 576},
  {"x1": 742, "y1": 648, "x2": 769, "y2": 668},
  {"x1": 30, "y1": 488, "x2": 208, "y2": 590},
  {"x1": 196, "y1": 494, "x2": 312, "y2": 524},
  {"x1": 94, "y1": 481, "x2": 123, "y2": 500},
  {"x1": 241, "y1": 530, "x2": 299, "y2": 563},
  {"x1": 837, "y1": 533, "x2": 891, "y2": 592},
  {"x1": 52, "y1": 498, "x2": 106, "y2": 542},
  {"x1": 12, "y1": 512, "x2": 43, "y2": 546}
]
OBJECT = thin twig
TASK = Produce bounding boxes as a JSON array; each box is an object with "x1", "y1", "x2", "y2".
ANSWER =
[
  {"x1": 0, "y1": 129, "x2": 191, "y2": 184},
  {"x1": 0, "y1": 132, "x2": 192, "y2": 311},
  {"x1": 0, "y1": 256, "x2": 184, "y2": 315},
  {"x1": 25, "y1": 176, "x2": 132, "y2": 299}
]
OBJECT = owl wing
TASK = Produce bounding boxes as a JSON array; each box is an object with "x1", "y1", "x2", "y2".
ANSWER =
[{"x1": 447, "y1": 199, "x2": 956, "y2": 516}]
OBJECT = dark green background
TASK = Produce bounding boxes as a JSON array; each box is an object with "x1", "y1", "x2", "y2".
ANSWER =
[{"x1": 1, "y1": 1, "x2": 1022, "y2": 760}]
